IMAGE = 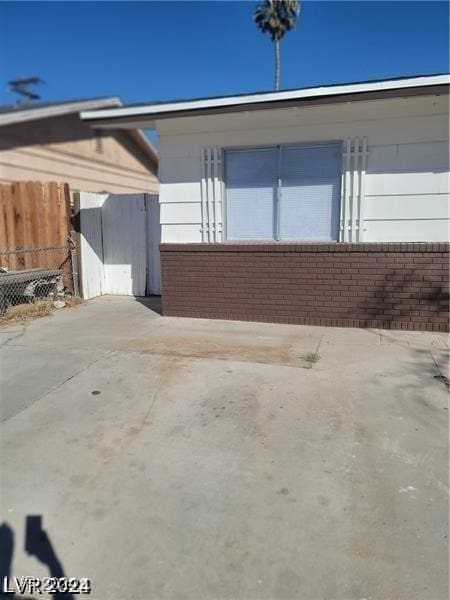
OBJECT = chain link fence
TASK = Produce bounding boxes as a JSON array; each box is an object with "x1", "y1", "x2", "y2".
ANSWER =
[{"x1": 0, "y1": 244, "x2": 76, "y2": 321}]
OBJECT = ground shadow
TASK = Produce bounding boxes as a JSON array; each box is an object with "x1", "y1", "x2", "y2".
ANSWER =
[
  {"x1": 0, "y1": 517, "x2": 75, "y2": 599},
  {"x1": 134, "y1": 295, "x2": 162, "y2": 315},
  {"x1": 0, "y1": 523, "x2": 14, "y2": 597}
]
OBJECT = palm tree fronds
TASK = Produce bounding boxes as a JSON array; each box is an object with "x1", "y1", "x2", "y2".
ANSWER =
[
  {"x1": 253, "y1": 0, "x2": 300, "y2": 89},
  {"x1": 253, "y1": 0, "x2": 300, "y2": 41}
]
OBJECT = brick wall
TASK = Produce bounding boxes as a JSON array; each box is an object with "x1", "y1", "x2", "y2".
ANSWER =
[{"x1": 160, "y1": 243, "x2": 450, "y2": 332}]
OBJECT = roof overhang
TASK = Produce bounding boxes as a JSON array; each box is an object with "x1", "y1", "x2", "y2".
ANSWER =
[
  {"x1": 80, "y1": 74, "x2": 450, "y2": 129},
  {"x1": 0, "y1": 97, "x2": 122, "y2": 126}
]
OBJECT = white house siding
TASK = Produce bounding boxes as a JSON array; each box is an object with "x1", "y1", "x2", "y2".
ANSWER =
[{"x1": 156, "y1": 94, "x2": 449, "y2": 243}]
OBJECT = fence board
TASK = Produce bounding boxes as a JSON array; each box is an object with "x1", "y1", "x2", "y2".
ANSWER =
[
  {"x1": 12, "y1": 184, "x2": 26, "y2": 268},
  {"x1": 0, "y1": 181, "x2": 73, "y2": 291},
  {"x1": 35, "y1": 183, "x2": 47, "y2": 263},
  {"x1": 0, "y1": 187, "x2": 8, "y2": 269},
  {"x1": 0, "y1": 182, "x2": 71, "y2": 251},
  {"x1": 26, "y1": 181, "x2": 38, "y2": 268},
  {"x1": 42, "y1": 182, "x2": 51, "y2": 249},
  {"x1": 61, "y1": 184, "x2": 71, "y2": 248},
  {"x1": 2, "y1": 185, "x2": 16, "y2": 268},
  {"x1": 49, "y1": 182, "x2": 59, "y2": 248}
]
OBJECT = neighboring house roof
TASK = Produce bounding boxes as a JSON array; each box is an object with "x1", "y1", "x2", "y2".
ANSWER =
[
  {"x1": 79, "y1": 73, "x2": 450, "y2": 129},
  {"x1": 0, "y1": 97, "x2": 122, "y2": 124},
  {"x1": 0, "y1": 97, "x2": 158, "y2": 163}
]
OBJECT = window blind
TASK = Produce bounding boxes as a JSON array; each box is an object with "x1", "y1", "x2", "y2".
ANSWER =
[
  {"x1": 225, "y1": 143, "x2": 341, "y2": 241},
  {"x1": 225, "y1": 148, "x2": 277, "y2": 240},
  {"x1": 279, "y1": 144, "x2": 341, "y2": 241}
]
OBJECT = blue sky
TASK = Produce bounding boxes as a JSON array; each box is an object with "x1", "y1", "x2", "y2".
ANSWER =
[{"x1": 1, "y1": 0, "x2": 448, "y2": 107}]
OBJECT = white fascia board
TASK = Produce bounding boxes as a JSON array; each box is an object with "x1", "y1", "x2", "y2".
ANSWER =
[
  {"x1": 80, "y1": 74, "x2": 450, "y2": 125},
  {"x1": 0, "y1": 97, "x2": 122, "y2": 126}
]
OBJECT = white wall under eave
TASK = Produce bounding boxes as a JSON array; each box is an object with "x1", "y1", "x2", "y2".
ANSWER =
[{"x1": 157, "y1": 94, "x2": 450, "y2": 243}]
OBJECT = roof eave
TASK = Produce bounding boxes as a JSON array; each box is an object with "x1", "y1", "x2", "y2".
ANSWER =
[
  {"x1": 0, "y1": 97, "x2": 122, "y2": 126},
  {"x1": 79, "y1": 74, "x2": 450, "y2": 129},
  {"x1": 81, "y1": 84, "x2": 450, "y2": 129}
]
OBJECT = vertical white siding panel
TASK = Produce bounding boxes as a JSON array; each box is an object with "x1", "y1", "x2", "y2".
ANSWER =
[
  {"x1": 213, "y1": 146, "x2": 221, "y2": 242},
  {"x1": 351, "y1": 139, "x2": 359, "y2": 242},
  {"x1": 80, "y1": 192, "x2": 107, "y2": 300},
  {"x1": 343, "y1": 139, "x2": 351, "y2": 242},
  {"x1": 359, "y1": 137, "x2": 368, "y2": 241},
  {"x1": 206, "y1": 148, "x2": 214, "y2": 242},
  {"x1": 339, "y1": 142, "x2": 346, "y2": 242},
  {"x1": 199, "y1": 147, "x2": 224, "y2": 242},
  {"x1": 200, "y1": 149, "x2": 207, "y2": 242},
  {"x1": 218, "y1": 149, "x2": 224, "y2": 242}
]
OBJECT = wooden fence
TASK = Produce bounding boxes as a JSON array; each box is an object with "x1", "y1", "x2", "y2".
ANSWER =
[{"x1": 0, "y1": 181, "x2": 71, "y2": 271}]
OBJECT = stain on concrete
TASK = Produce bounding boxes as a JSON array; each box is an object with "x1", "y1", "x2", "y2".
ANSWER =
[{"x1": 119, "y1": 332, "x2": 316, "y2": 368}]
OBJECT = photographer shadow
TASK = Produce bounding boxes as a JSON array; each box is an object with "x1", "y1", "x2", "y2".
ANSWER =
[{"x1": 0, "y1": 517, "x2": 74, "y2": 599}]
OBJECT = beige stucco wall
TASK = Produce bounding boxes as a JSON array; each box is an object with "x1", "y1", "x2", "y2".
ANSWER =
[{"x1": 0, "y1": 113, "x2": 158, "y2": 194}]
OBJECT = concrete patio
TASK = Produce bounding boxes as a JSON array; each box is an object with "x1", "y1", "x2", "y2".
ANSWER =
[{"x1": 0, "y1": 296, "x2": 448, "y2": 599}]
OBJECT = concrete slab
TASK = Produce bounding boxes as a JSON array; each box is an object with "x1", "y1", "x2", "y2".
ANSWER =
[
  {"x1": 0, "y1": 296, "x2": 448, "y2": 600},
  {"x1": 0, "y1": 345, "x2": 107, "y2": 421}
]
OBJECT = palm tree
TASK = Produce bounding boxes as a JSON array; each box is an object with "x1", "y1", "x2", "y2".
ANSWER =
[{"x1": 253, "y1": 0, "x2": 300, "y2": 91}]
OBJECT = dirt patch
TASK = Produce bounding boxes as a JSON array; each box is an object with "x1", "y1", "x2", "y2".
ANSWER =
[
  {"x1": 0, "y1": 299, "x2": 54, "y2": 325},
  {"x1": 0, "y1": 296, "x2": 84, "y2": 328},
  {"x1": 65, "y1": 296, "x2": 85, "y2": 309},
  {"x1": 120, "y1": 334, "x2": 312, "y2": 368}
]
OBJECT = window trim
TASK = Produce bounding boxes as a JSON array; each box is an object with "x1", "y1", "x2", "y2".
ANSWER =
[{"x1": 223, "y1": 140, "x2": 343, "y2": 242}]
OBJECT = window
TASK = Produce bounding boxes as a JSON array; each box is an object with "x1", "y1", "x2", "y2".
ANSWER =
[{"x1": 225, "y1": 142, "x2": 342, "y2": 241}]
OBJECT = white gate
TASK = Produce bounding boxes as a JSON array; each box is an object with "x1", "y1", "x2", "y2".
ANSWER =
[{"x1": 80, "y1": 192, "x2": 160, "y2": 299}]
